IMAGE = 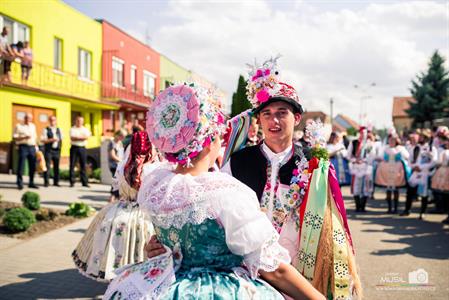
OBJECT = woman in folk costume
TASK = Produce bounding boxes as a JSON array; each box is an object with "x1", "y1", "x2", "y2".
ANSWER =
[
  {"x1": 374, "y1": 134, "x2": 410, "y2": 213},
  {"x1": 346, "y1": 128, "x2": 376, "y2": 212},
  {"x1": 407, "y1": 129, "x2": 438, "y2": 219},
  {"x1": 104, "y1": 83, "x2": 325, "y2": 300},
  {"x1": 72, "y1": 131, "x2": 156, "y2": 281},
  {"x1": 432, "y1": 133, "x2": 449, "y2": 224},
  {"x1": 218, "y1": 56, "x2": 362, "y2": 299},
  {"x1": 327, "y1": 132, "x2": 351, "y2": 186}
]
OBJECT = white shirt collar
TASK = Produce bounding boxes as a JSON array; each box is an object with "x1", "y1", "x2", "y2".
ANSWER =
[{"x1": 261, "y1": 142, "x2": 293, "y2": 166}]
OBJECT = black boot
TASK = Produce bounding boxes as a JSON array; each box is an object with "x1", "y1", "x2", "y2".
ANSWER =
[
  {"x1": 386, "y1": 190, "x2": 392, "y2": 213},
  {"x1": 361, "y1": 196, "x2": 368, "y2": 212},
  {"x1": 420, "y1": 196, "x2": 428, "y2": 220},
  {"x1": 354, "y1": 196, "x2": 361, "y2": 212},
  {"x1": 393, "y1": 190, "x2": 399, "y2": 214}
]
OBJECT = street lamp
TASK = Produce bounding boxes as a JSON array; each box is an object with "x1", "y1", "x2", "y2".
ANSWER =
[{"x1": 354, "y1": 82, "x2": 376, "y2": 125}]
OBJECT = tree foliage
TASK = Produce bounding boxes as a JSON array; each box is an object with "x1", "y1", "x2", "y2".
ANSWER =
[
  {"x1": 231, "y1": 75, "x2": 252, "y2": 117},
  {"x1": 407, "y1": 50, "x2": 449, "y2": 126}
]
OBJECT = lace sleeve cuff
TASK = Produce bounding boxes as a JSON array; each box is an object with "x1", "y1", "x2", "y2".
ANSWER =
[{"x1": 243, "y1": 232, "x2": 291, "y2": 279}]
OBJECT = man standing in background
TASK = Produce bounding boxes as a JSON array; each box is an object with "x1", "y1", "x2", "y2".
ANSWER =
[
  {"x1": 69, "y1": 116, "x2": 91, "y2": 187},
  {"x1": 13, "y1": 113, "x2": 38, "y2": 189},
  {"x1": 41, "y1": 115, "x2": 62, "y2": 187}
]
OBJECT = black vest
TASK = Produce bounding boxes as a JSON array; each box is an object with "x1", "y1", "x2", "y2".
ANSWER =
[
  {"x1": 230, "y1": 143, "x2": 311, "y2": 201},
  {"x1": 45, "y1": 127, "x2": 62, "y2": 151}
]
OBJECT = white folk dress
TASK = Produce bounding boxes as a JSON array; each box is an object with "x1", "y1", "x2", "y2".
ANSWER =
[{"x1": 72, "y1": 150, "x2": 155, "y2": 282}]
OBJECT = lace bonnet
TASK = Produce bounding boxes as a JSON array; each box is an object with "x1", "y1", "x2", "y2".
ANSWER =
[{"x1": 146, "y1": 83, "x2": 225, "y2": 166}]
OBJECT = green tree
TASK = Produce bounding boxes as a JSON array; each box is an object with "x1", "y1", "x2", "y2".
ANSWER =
[
  {"x1": 407, "y1": 50, "x2": 449, "y2": 127},
  {"x1": 231, "y1": 75, "x2": 252, "y2": 117}
]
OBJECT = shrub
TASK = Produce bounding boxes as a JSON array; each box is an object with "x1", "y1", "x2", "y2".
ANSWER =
[
  {"x1": 65, "y1": 202, "x2": 94, "y2": 218},
  {"x1": 21, "y1": 191, "x2": 40, "y2": 210},
  {"x1": 36, "y1": 208, "x2": 58, "y2": 221},
  {"x1": 0, "y1": 207, "x2": 5, "y2": 219},
  {"x1": 92, "y1": 168, "x2": 101, "y2": 180},
  {"x1": 4, "y1": 207, "x2": 36, "y2": 233},
  {"x1": 59, "y1": 169, "x2": 71, "y2": 180}
]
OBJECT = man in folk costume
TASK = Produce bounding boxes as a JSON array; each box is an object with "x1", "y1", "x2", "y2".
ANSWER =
[
  {"x1": 221, "y1": 57, "x2": 362, "y2": 299},
  {"x1": 346, "y1": 127, "x2": 376, "y2": 212},
  {"x1": 146, "y1": 57, "x2": 361, "y2": 299}
]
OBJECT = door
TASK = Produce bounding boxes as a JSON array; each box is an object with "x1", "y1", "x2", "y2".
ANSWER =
[
  {"x1": 12, "y1": 104, "x2": 56, "y2": 144},
  {"x1": 11, "y1": 104, "x2": 55, "y2": 174}
]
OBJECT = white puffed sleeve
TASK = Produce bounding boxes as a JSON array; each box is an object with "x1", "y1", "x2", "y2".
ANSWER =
[{"x1": 213, "y1": 180, "x2": 291, "y2": 279}]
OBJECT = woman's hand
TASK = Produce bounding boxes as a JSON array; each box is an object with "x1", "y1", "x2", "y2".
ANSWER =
[{"x1": 144, "y1": 235, "x2": 167, "y2": 258}]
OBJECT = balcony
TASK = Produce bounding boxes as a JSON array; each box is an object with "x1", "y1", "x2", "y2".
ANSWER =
[
  {"x1": 101, "y1": 83, "x2": 153, "y2": 108},
  {"x1": 4, "y1": 59, "x2": 100, "y2": 101}
]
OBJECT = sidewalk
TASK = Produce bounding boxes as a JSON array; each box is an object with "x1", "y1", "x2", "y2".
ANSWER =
[
  {"x1": 0, "y1": 173, "x2": 110, "y2": 211},
  {"x1": 0, "y1": 217, "x2": 108, "y2": 299},
  {"x1": 0, "y1": 173, "x2": 110, "y2": 299}
]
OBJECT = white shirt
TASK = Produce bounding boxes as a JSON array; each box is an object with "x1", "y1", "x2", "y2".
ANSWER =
[
  {"x1": 41, "y1": 126, "x2": 62, "y2": 149},
  {"x1": 260, "y1": 143, "x2": 293, "y2": 220},
  {"x1": 13, "y1": 122, "x2": 37, "y2": 146},
  {"x1": 0, "y1": 35, "x2": 8, "y2": 51},
  {"x1": 70, "y1": 126, "x2": 91, "y2": 147},
  {"x1": 221, "y1": 142, "x2": 293, "y2": 220}
]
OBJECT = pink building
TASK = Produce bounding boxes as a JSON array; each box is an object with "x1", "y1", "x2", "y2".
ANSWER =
[{"x1": 100, "y1": 20, "x2": 160, "y2": 135}]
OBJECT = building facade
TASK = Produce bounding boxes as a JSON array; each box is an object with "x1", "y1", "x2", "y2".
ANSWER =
[
  {"x1": 100, "y1": 20, "x2": 160, "y2": 135},
  {"x1": 392, "y1": 96, "x2": 414, "y2": 133},
  {"x1": 0, "y1": 0, "x2": 118, "y2": 172}
]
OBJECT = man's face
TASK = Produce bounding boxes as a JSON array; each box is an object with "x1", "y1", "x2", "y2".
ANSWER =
[
  {"x1": 257, "y1": 101, "x2": 301, "y2": 146},
  {"x1": 76, "y1": 117, "x2": 84, "y2": 126},
  {"x1": 24, "y1": 113, "x2": 32, "y2": 124},
  {"x1": 49, "y1": 116, "x2": 57, "y2": 127}
]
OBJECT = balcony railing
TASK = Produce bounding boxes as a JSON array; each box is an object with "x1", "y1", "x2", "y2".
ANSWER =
[
  {"x1": 6, "y1": 58, "x2": 100, "y2": 101},
  {"x1": 101, "y1": 83, "x2": 153, "y2": 106}
]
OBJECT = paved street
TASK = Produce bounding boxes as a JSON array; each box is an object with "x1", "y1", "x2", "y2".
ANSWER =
[{"x1": 0, "y1": 173, "x2": 448, "y2": 299}]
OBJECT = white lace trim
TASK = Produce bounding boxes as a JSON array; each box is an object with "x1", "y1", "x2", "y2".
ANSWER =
[
  {"x1": 244, "y1": 230, "x2": 291, "y2": 279},
  {"x1": 138, "y1": 169, "x2": 253, "y2": 229}
]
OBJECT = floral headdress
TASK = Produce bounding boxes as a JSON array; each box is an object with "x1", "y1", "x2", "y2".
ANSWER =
[
  {"x1": 246, "y1": 55, "x2": 303, "y2": 114},
  {"x1": 146, "y1": 83, "x2": 225, "y2": 166}
]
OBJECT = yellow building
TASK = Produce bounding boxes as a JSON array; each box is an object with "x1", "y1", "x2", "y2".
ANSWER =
[{"x1": 0, "y1": 0, "x2": 118, "y2": 171}]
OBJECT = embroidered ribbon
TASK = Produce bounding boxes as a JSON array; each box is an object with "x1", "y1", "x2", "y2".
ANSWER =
[
  {"x1": 330, "y1": 193, "x2": 351, "y2": 300},
  {"x1": 296, "y1": 159, "x2": 329, "y2": 281},
  {"x1": 221, "y1": 109, "x2": 253, "y2": 166}
]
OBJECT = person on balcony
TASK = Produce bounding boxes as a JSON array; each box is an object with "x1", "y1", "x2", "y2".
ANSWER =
[
  {"x1": 69, "y1": 116, "x2": 91, "y2": 188},
  {"x1": 0, "y1": 26, "x2": 13, "y2": 84},
  {"x1": 13, "y1": 113, "x2": 38, "y2": 190},
  {"x1": 41, "y1": 115, "x2": 62, "y2": 187},
  {"x1": 20, "y1": 41, "x2": 33, "y2": 85}
]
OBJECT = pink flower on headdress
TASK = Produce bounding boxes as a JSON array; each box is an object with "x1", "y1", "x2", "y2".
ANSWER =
[
  {"x1": 264, "y1": 69, "x2": 270, "y2": 76},
  {"x1": 256, "y1": 89, "x2": 270, "y2": 103}
]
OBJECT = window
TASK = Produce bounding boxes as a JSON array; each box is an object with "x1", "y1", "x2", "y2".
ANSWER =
[
  {"x1": 143, "y1": 70, "x2": 156, "y2": 98},
  {"x1": 0, "y1": 15, "x2": 30, "y2": 45},
  {"x1": 78, "y1": 48, "x2": 91, "y2": 79},
  {"x1": 54, "y1": 38, "x2": 63, "y2": 70},
  {"x1": 130, "y1": 65, "x2": 137, "y2": 92},
  {"x1": 112, "y1": 56, "x2": 124, "y2": 87}
]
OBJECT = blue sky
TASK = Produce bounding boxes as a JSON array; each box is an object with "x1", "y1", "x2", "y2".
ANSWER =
[{"x1": 64, "y1": 0, "x2": 448, "y2": 128}]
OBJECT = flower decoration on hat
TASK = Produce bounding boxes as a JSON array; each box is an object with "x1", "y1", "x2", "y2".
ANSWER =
[
  {"x1": 146, "y1": 83, "x2": 225, "y2": 166},
  {"x1": 246, "y1": 55, "x2": 303, "y2": 113}
]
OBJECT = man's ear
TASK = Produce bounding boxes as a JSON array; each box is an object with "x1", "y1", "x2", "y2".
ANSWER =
[{"x1": 294, "y1": 113, "x2": 302, "y2": 126}]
